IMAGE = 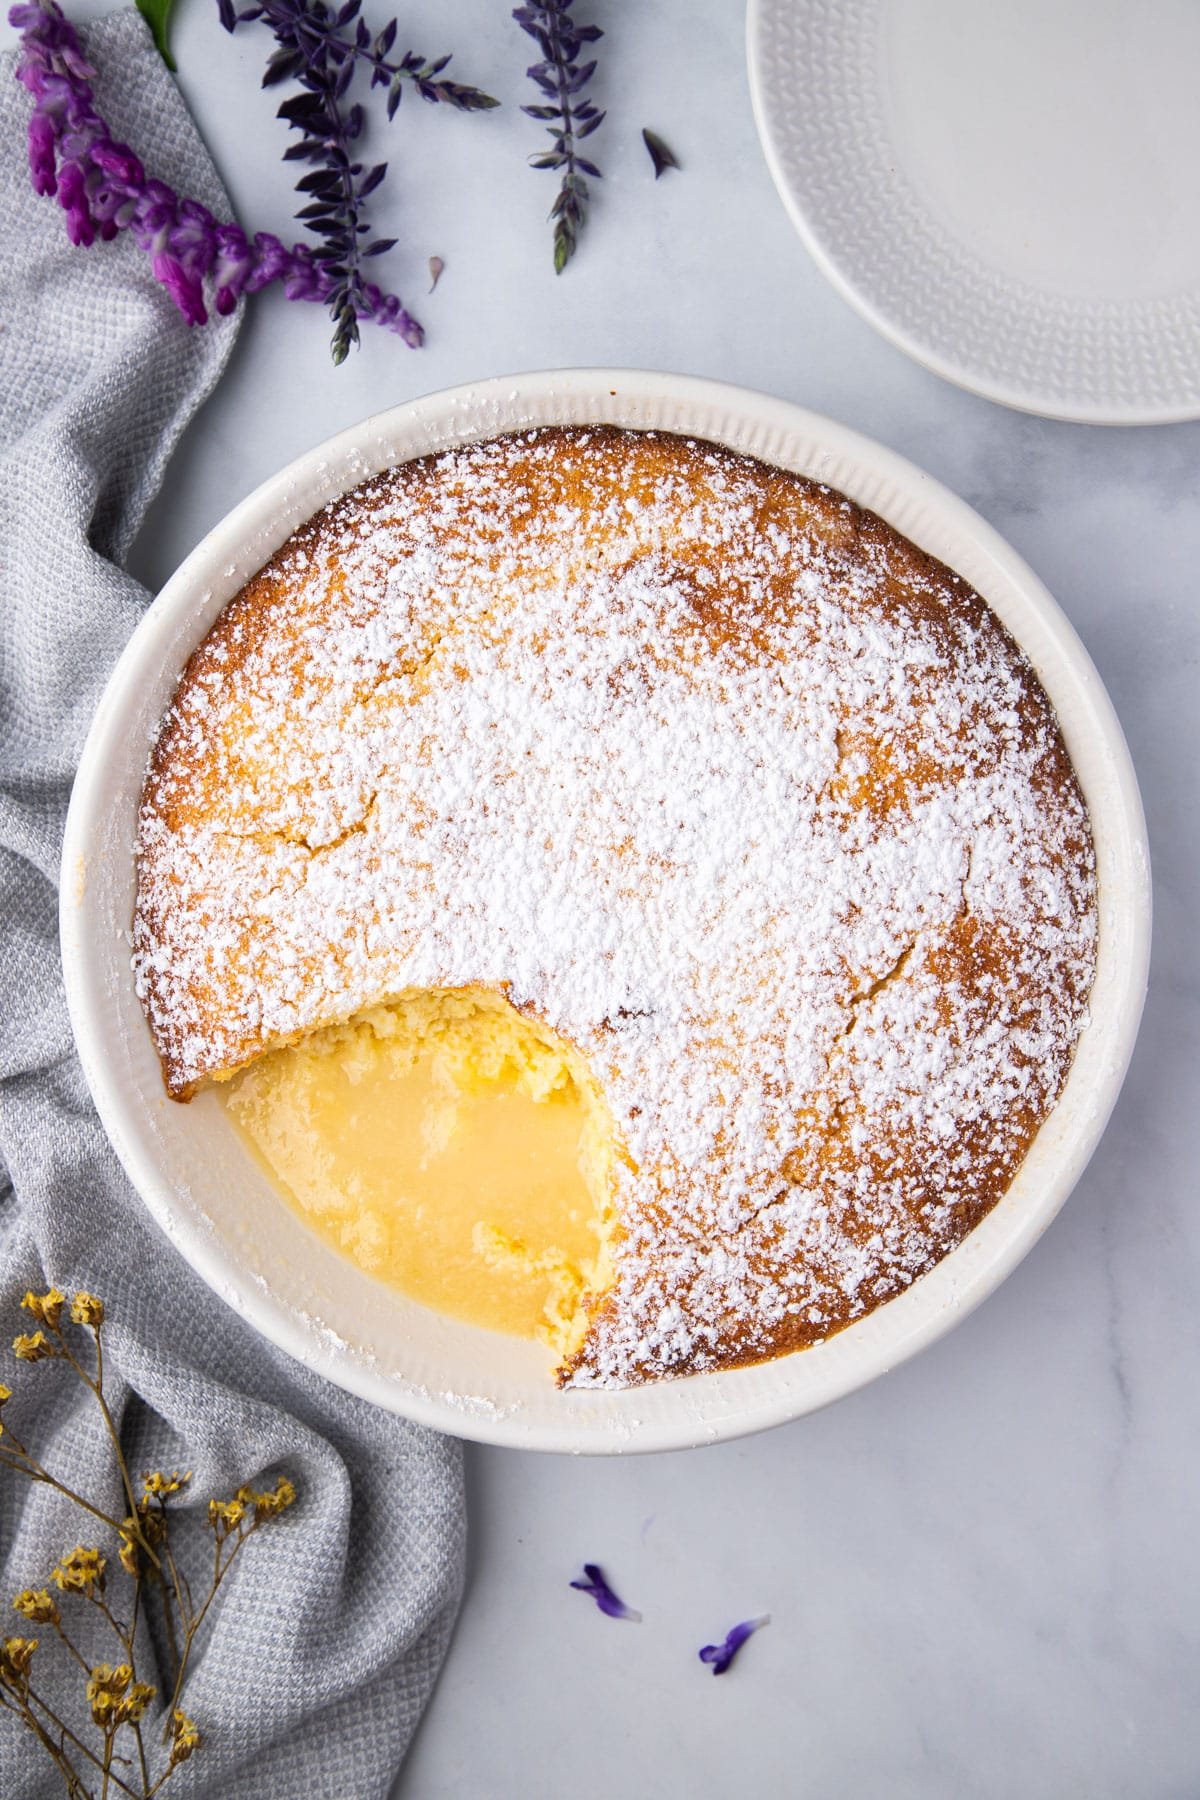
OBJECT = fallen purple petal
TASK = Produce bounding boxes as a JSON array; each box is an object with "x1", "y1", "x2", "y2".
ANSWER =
[
  {"x1": 698, "y1": 1614, "x2": 769, "y2": 1675},
  {"x1": 569, "y1": 1563, "x2": 641, "y2": 1622}
]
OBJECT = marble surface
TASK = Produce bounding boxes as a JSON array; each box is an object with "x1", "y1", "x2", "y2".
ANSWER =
[{"x1": 6, "y1": 2, "x2": 1200, "y2": 1793}]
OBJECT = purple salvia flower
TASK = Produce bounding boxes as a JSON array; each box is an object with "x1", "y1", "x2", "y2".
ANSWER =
[
  {"x1": 7, "y1": 0, "x2": 43, "y2": 31},
  {"x1": 162, "y1": 196, "x2": 221, "y2": 319},
  {"x1": 10, "y1": 0, "x2": 92, "y2": 84},
  {"x1": 698, "y1": 1614, "x2": 770, "y2": 1676},
  {"x1": 569, "y1": 1564, "x2": 642, "y2": 1623},
  {"x1": 86, "y1": 173, "x2": 138, "y2": 238},
  {"x1": 8, "y1": 0, "x2": 424, "y2": 355},
  {"x1": 88, "y1": 186, "x2": 120, "y2": 241}
]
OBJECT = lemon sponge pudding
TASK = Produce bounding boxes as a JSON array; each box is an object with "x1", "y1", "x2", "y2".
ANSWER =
[{"x1": 133, "y1": 427, "x2": 1097, "y2": 1388}]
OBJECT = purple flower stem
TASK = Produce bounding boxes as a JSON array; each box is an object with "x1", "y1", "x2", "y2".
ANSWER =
[
  {"x1": 514, "y1": 0, "x2": 605, "y2": 274},
  {"x1": 8, "y1": 0, "x2": 422, "y2": 350}
]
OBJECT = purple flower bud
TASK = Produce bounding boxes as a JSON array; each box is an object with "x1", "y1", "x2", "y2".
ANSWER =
[
  {"x1": 569, "y1": 1564, "x2": 641, "y2": 1623},
  {"x1": 41, "y1": 71, "x2": 79, "y2": 117},
  {"x1": 698, "y1": 1614, "x2": 770, "y2": 1676},
  {"x1": 244, "y1": 231, "x2": 291, "y2": 293},
  {"x1": 91, "y1": 137, "x2": 144, "y2": 188},
  {"x1": 641, "y1": 127, "x2": 679, "y2": 181},
  {"x1": 87, "y1": 174, "x2": 136, "y2": 236},
  {"x1": 27, "y1": 109, "x2": 56, "y2": 195},
  {"x1": 361, "y1": 283, "x2": 424, "y2": 348},
  {"x1": 169, "y1": 197, "x2": 218, "y2": 287},
  {"x1": 131, "y1": 179, "x2": 179, "y2": 259},
  {"x1": 282, "y1": 254, "x2": 325, "y2": 303},
  {"x1": 56, "y1": 158, "x2": 94, "y2": 246},
  {"x1": 212, "y1": 223, "x2": 251, "y2": 314},
  {"x1": 151, "y1": 251, "x2": 208, "y2": 326}
]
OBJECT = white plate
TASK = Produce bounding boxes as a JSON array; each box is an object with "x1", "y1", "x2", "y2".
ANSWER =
[
  {"x1": 747, "y1": 0, "x2": 1200, "y2": 423},
  {"x1": 61, "y1": 371, "x2": 1150, "y2": 1453}
]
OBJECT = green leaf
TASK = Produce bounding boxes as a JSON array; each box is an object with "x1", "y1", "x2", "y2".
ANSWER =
[{"x1": 137, "y1": 0, "x2": 178, "y2": 71}]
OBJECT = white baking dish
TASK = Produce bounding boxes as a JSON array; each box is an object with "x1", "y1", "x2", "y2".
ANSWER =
[{"x1": 60, "y1": 371, "x2": 1151, "y2": 1453}]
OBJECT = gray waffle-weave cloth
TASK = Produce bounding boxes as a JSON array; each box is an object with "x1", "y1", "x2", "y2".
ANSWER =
[{"x1": 0, "y1": 15, "x2": 464, "y2": 1797}]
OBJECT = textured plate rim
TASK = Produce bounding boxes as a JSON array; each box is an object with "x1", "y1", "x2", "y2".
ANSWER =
[
  {"x1": 745, "y1": 0, "x2": 1200, "y2": 427},
  {"x1": 60, "y1": 369, "x2": 1151, "y2": 1453}
]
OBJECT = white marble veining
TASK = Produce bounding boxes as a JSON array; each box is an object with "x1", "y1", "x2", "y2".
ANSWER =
[{"x1": 5, "y1": 2, "x2": 1199, "y2": 1793}]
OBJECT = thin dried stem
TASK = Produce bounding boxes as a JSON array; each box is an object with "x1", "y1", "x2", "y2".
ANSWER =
[
  {"x1": 51, "y1": 1616, "x2": 91, "y2": 1677},
  {"x1": 126, "y1": 1581, "x2": 150, "y2": 1796},
  {"x1": 50, "y1": 1329, "x2": 145, "y2": 1554},
  {"x1": 25, "y1": 1684, "x2": 143, "y2": 1799},
  {"x1": 0, "y1": 1290, "x2": 296, "y2": 1796},
  {"x1": 92, "y1": 1596, "x2": 139, "y2": 1676},
  {"x1": 4, "y1": 1339, "x2": 161, "y2": 1575},
  {"x1": 157, "y1": 1508, "x2": 192, "y2": 1630},
  {"x1": 156, "y1": 1562, "x2": 181, "y2": 1686},
  {"x1": 163, "y1": 1515, "x2": 262, "y2": 1729},
  {"x1": 0, "y1": 1447, "x2": 130, "y2": 1545},
  {"x1": 4, "y1": 1688, "x2": 91, "y2": 1798}
]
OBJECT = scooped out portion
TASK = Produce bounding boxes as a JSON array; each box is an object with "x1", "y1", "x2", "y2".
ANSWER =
[{"x1": 223, "y1": 987, "x2": 618, "y2": 1355}]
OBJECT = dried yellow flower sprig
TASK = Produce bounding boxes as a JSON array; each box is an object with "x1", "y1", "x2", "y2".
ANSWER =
[
  {"x1": 21, "y1": 1287, "x2": 66, "y2": 1329},
  {"x1": 53, "y1": 1545, "x2": 106, "y2": 1598},
  {"x1": 0, "y1": 1288, "x2": 296, "y2": 1800}
]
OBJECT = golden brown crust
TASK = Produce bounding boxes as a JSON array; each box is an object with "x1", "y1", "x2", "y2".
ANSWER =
[{"x1": 133, "y1": 427, "x2": 1097, "y2": 1384}]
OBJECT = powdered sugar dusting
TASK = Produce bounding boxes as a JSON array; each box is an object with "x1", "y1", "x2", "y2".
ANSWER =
[{"x1": 133, "y1": 428, "x2": 1096, "y2": 1386}]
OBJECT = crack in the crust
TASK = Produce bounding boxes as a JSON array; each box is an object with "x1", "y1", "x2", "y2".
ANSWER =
[
  {"x1": 959, "y1": 841, "x2": 976, "y2": 918},
  {"x1": 772, "y1": 931, "x2": 919, "y2": 1201},
  {"x1": 209, "y1": 619, "x2": 463, "y2": 857},
  {"x1": 830, "y1": 835, "x2": 975, "y2": 1044},
  {"x1": 830, "y1": 937, "x2": 919, "y2": 1049},
  {"x1": 301, "y1": 790, "x2": 380, "y2": 855},
  {"x1": 212, "y1": 789, "x2": 379, "y2": 858},
  {"x1": 250, "y1": 869, "x2": 298, "y2": 904},
  {"x1": 848, "y1": 938, "x2": 917, "y2": 1009},
  {"x1": 204, "y1": 617, "x2": 453, "y2": 850},
  {"x1": 351, "y1": 624, "x2": 450, "y2": 705},
  {"x1": 818, "y1": 725, "x2": 848, "y2": 804}
]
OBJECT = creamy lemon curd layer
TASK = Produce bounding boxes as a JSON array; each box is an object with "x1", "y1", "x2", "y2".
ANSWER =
[{"x1": 223, "y1": 987, "x2": 618, "y2": 1352}]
